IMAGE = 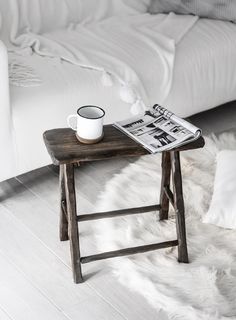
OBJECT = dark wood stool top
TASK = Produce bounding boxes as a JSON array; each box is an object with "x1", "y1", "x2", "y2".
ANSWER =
[{"x1": 43, "y1": 125, "x2": 205, "y2": 165}]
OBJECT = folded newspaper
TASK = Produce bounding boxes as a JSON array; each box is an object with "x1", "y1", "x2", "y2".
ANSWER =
[{"x1": 113, "y1": 104, "x2": 202, "y2": 153}]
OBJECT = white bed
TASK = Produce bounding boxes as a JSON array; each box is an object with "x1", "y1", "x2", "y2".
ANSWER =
[{"x1": 8, "y1": 16, "x2": 236, "y2": 177}]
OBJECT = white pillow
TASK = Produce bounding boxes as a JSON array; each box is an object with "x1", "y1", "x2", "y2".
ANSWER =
[
  {"x1": 148, "y1": 0, "x2": 236, "y2": 23},
  {"x1": 203, "y1": 150, "x2": 236, "y2": 229}
]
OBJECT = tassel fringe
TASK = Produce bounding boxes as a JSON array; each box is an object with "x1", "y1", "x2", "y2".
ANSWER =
[
  {"x1": 9, "y1": 59, "x2": 42, "y2": 87},
  {"x1": 101, "y1": 71, "x2": 113, "y2": 87},
  {"x1": 131, "y1": 99, "x2": 146, "y2": 115}
]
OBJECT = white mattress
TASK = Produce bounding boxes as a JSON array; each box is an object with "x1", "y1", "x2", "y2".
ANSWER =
[{"x1": 10, "y1": 16, "x2": 236, "y2": 174}]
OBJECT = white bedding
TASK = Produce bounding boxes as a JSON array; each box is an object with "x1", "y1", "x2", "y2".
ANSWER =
[
  {"x1": 11, "y1": 13, "x2": 198, "y2": 113},
  {"x1": 165, "y1": 18, "x2": 236, "y2": 117},
  {"x1": 2, "y1": 10, "x2": 236, "y2": 180}
]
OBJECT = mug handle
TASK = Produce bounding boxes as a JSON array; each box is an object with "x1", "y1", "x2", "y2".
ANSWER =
[{"x1": 67, "y1": 114, "x2": 77, "y2": 131}]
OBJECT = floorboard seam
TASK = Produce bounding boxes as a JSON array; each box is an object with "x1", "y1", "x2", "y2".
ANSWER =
[
  {"x1": 15, "y1": 176, "x2": 60, "y2": 216},
  {"x1": 0, "y1": 305, "x2": 14, "y2": 320},
  {"x1": 0, "y1": 203, "x2": 118, "y2": 316},
  {"x1": 0, "y1": 251, "x2": 73, "y2": 320},
  {"x1": 86, "y1": 282, "x2": 129, "y2": 320},
  {"x1": 0, "y1": 198, "x2": 73, "y2": 272}
]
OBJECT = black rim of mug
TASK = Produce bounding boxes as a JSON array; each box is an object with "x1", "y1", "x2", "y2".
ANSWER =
[{"x1": 77, "y1": 106, "x2": 105, "y2": 120}]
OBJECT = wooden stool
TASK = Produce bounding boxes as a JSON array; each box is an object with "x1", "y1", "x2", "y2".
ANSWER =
[{"x1": 43, "y1": 125, "x2": 205, "y2": 283}]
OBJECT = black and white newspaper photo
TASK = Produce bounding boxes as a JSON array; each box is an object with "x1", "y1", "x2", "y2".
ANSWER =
[{"x1": 114, "y1": 106, "x2": 201, "y2": 153}]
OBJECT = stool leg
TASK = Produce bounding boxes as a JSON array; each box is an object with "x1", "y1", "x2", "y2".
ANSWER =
[
  {"x1": 159, "y1": 152, "x2": 171, "y2": 220},
  {"x1": 59, "y1": 165, "x2": 69, "y2": 241},
  {"x1": 64, "y1": 163, "x2": 83, "y2": 283},
  {"x1": 171, "y1": 151, "x2": 189, "y2": 263}
]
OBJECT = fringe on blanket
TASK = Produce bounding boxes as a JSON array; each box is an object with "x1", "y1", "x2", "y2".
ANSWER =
[
  {"x1": 8, "y1": 56, "x2": 42, "y2": 87},
  {"x1": 8, "y1": 46, "x2": 145, "y2": 113},
  {"x1": 101, "y1": 71, "x2": 146, "y2": 115},
  {"x1": 7, "y1": 52, "x2": 144, "y2": 114}
]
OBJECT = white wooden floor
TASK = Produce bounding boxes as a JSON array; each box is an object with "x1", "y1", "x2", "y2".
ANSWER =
[{"x1": 0, "y1": 104, "x2": 235, "y2": 320}]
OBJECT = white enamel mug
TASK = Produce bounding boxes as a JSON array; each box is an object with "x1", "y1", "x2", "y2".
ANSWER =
[{"x1": 67, "y1": 105, "x2": 105, "y2": 144}]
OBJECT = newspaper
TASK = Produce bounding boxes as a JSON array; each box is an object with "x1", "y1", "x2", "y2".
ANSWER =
[{"x1": 113, "y1": 104, "x2": 202, "y2": 153}]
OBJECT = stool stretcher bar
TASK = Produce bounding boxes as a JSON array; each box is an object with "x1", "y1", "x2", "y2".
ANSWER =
[
  {"x1": 163, "y1": 186, "x2": 174, "y2": 208},
  {"x1": 80, "y1": 240, "x2": 178, "y2": 264},
  {"x1": 77, "y1": 204, "x2": 161, "y2": 222}
]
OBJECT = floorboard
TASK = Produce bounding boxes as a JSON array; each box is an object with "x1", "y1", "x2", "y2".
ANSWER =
[
  {"x1": 0, "y1": 204, "x2": 126, "y2": 320},
  {"x1": 0, "y1": 307, "x2": 12, "y2": 320},
  {"x1": 0, "y1": 254, "x2": 72, "y2": 320}
]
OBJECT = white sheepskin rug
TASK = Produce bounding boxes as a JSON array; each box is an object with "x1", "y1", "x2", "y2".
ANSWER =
[{"x1": 93, "y1": 133, "x2": 236, "y2": 320}]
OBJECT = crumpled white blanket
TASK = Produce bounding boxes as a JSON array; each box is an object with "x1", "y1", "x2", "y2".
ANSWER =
[{"x1": 9, "y1": 0, "x2": 198, "y2": 114}]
